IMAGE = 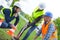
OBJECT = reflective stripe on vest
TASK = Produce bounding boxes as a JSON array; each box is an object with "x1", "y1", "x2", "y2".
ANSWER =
[
  {"x1": 0, "y1": 7, "x2": 13, "y2": 20},
  {"x1": 1, "y1": 7, "x2": 13, "y2": 17},
  {"x1": 29, "y1": 7, "x2": 44, "y2": 22},
  {"x1": 0, "y1": 11, "x2": 4, "y2": 20}
]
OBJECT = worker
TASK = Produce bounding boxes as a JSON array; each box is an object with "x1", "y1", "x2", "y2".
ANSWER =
[
  {"x1": 0, "y1": 2, "x2": 21, "y2": 37},
  {"x1": 14, "y1": 3, "x2": 45, "y2": 40},
  {"x1": 34, "y1": 11, "x2": 57, "y2": 40},
  {"x1": 22, "y1": 3, "x2": 45, "y2": 40}
]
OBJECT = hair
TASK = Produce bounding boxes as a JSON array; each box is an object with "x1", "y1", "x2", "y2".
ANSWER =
[
  {"x1": 11, "y1": 6, "x2": 20, "y2": 17},
  {"x1": 13, "y1": 6, "x2": 19, "y2": 8},
  {"x1": 11, "y1": 6, "x2": 19, "y2": 16}
]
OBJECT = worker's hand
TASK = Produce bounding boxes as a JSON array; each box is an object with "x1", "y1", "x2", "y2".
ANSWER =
[
  {"x1": 14, "y1": 13, "x2": 18, "y2": 17},
  {"x1": 10, "y1": 24, "x2": 16, "y2": 30}
]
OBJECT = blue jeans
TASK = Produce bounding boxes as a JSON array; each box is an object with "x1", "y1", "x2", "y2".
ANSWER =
[
  {"x1": 0, "y1": 21, "x2": 11, "y2": 28},
  {"x1": 22, "y1": 25, "x2": 37, "y2": 40}
]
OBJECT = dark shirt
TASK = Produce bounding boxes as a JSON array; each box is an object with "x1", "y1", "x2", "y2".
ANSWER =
[{"x1": 3, "y1": 8, "x2": 19, "y2": 26}]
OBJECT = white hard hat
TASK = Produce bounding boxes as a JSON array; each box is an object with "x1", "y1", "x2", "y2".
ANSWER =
[
  {"x1": 14, "y1": 2, "x2": 21, "y2": 9},
  {"x1": 39, "y1": 3, "x2": 45, "y2": 10}
]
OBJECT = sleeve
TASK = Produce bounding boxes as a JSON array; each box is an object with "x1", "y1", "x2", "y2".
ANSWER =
[
  {"x1": 14, "y1": 16, "x2": 19, "y2": 26},
  {"x1": 44, "y1": 24, "x2": 55, "y2": 40},
  {"x1": 3, "y1": 9, "x2": 15, "y2": 22},
  {"x1": 36, "y1": 28, "x2": 42, "y2": 36}
]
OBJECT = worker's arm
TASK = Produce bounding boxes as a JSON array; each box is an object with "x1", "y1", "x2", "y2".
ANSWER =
[
  {"x1": 14, "y1": 16, "x2": 19, "y2": 26},
  {"x1": 3, "y1": 9, "x2": 15, "y2": 23},
  {"x1": 34, "y1": 29, "x2": 42, "y2": 40},
  {"x1": 44, "y1": 23, "x2": 55, "y2": 40}
]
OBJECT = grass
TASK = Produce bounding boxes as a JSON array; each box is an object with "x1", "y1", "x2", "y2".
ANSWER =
[
  {"x1": 14, "y1": 17, "x2": 42, "y2": 40},
  {"x1": 0, "y1": 29, "x2": 11, "y2": 40},
  {"x1": 0, "y1": 16, "x2": 42, "y2": 40},
  {"x1": 0, "y1": 16, "x2": 58, "y2": 40},
  {"x1": 14, "y1": 16, "x2": 41, "y2": 40},
  {"x1": 0, "y1": 0, "x2": 58, "y2": 40}
]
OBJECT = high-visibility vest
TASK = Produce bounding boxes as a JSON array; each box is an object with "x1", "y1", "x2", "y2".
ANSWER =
[
  {"x1": 32, "y1": 7, "x2": 44, "y2": 19},
  {"x1": 29, "y1": 7, "x2": 44, "y2": 26},
  {"x1": 0, "y1": 11, "x2": 4, "y2": 20},
  {"x1": 0, "y1": 7, "x2": 13, "y2": 20},
  {"x1": 42, "y1": 22, "x2": 57, "y2": 40}
]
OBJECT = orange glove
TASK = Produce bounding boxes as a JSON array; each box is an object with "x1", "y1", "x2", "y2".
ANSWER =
[{"x1": 7, "y1": 27, "x2": 16, "y2": 37}]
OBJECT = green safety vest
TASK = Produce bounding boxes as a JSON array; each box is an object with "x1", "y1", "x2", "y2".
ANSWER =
[
  {"x1": 29, "y1": 7, "x2": 44, "y2": 26},
  {"x1": 0, "y1": 11, "x2": 4, "y2": 19},
  {"x1": 0, "y1": 7, "x2": 13, "y2": 20}
]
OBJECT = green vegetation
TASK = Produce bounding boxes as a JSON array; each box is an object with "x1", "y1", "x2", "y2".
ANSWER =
[
  {"x1": 0, "y1": 29, "x2": 11, "y2": 40},
  {"x1": 0, "y1": 0, "x2": 59, "y2": 40},
  {"x1": 53, "y1": 17, "x2": 60, "y2": 40}
]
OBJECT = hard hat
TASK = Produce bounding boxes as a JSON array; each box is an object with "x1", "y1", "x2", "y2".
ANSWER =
[
  {"x1": 39, "y1": 3, "x2": 45, "y2": 10},
  {"x1": 44, "y1": 11, "x2": 53, "y2": 18},
  {"x1": 14, "y1": 2, "x2": 21, "y2": 9}
]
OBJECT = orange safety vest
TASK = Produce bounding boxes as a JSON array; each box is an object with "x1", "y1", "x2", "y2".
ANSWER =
[{"x1": 42, "y1": 22, "x2": 57, "y2": 40}]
